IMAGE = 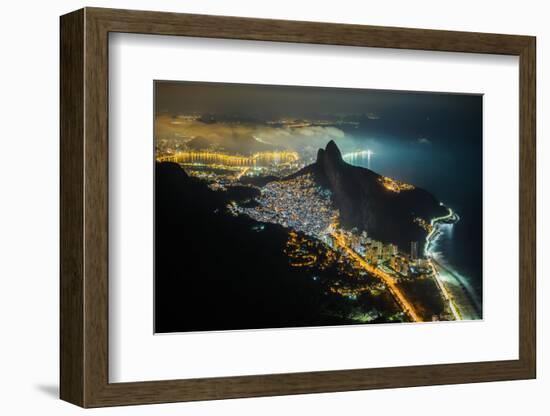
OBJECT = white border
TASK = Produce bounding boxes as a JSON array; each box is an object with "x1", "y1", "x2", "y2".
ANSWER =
[{"x1": 109, "y1": 33, "x2": 519, "y2": 382}]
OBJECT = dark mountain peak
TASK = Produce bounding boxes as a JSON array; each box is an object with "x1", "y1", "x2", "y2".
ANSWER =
[
  {"x1": 299, "y1": 141, "x2": 447, "y2": 252},
  {"x1": 316, "y1": 147, "x2": 326, "y2": 163},
  {"x1": 315, "y1": 141, "x2": 345, "y2": 180},
  {"x1": 325, "y1": 140, "x2": 343, "y2": 163}
]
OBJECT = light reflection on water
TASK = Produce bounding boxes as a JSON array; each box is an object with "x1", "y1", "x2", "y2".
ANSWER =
[
  {"x1": 430, "y1": 222, "x2": 481, "y2": 309},
  {"x1": 342, "y1": 151, "x2": 372, "y2": 170}
]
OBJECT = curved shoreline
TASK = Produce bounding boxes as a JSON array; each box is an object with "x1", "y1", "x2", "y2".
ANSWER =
[
  {"x1": 432, "y1": 258, "x2": 482, "y2": 318},
  {"x1": 425, "y1": 207, "x2": 481, "y2": 320}
]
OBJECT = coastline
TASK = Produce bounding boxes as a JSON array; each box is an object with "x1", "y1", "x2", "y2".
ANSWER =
[{"x1": 426, "y1": 208, "x2": 481, "y2": 320}]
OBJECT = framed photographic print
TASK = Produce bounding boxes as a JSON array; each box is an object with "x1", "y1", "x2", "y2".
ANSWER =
[{"x1": 60, "y1": 7, "x2": 536, "y2": 407}]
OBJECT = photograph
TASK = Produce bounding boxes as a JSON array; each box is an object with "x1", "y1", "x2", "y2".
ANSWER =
[{"x1": 154, "y1": 81, "x2": 483, "y2": 333}]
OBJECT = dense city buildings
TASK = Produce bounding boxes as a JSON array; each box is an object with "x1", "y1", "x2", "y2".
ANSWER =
[{"x1": 235, "y1": 174, "x2": 337, "y2": 239}]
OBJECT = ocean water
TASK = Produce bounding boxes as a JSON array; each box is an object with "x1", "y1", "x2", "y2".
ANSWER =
[{"x1": 344, "y1": 144, "x2": 483, "y2": 307}]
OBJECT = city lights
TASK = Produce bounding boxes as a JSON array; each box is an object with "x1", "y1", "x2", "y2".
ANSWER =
[
  {"x1": 156, "y1": 113, "x2": 473, "y2": 324},
  {"x1": 378, "y1": 176, "x2": 415, "y2": 193}
]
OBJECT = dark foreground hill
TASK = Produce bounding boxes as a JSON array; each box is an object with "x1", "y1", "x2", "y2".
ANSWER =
[
  {"x1": 290, "y1": 140, "x2": 447, "y2": 252},
  {"x1": 155, "y1": 162, "x2": 396, "y2": 333}
]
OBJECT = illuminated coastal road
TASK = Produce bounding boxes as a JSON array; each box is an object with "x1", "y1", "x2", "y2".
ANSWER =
[
  {"x1": 428, "y1": 260, "x2": 461, "y2": 320},
  {"x1": 422, "y1": 207, "x2": 462, "y2": 320},
  {"x1": 157, "y1": 150, "x2": 299, "y2": 166},
  {"x1": 424, "y1": 207, "x2": 458, "y2": 255},
  {"x1": 330, "y1": 231, "x2": 422, "y2": 322},
  {"x1": 425, "y1": 207, "x2": 480, "y2": 321},
  {"x1": 430, "y1": 259, "x2": 480, "y2": 320}
]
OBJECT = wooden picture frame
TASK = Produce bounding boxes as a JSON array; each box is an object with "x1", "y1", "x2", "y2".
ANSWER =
[{"x1": 60, "y1": 7, "x2": 536, "y2": 408}]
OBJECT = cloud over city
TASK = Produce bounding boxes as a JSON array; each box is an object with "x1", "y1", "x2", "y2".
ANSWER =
[{"x1": 155, "y1": 114, "x2": 349, "y2": 155}]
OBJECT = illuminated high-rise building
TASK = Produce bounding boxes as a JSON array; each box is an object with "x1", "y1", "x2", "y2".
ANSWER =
[
  {"x1": 390, "y1": 255, "x2": 402, "y2": 273},
  {"x1": 382, "y1": 244, "x2": 397, "y2": 261},
  {"x1": 373, "y1": 241, "x2": 383, "y2": 260},
  {"x1": 410, "y1": 241, "x2": 418, "y2": 260}
]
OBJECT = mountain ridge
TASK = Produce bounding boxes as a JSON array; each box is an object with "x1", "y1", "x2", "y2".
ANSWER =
[{"x1": 288, "y1": 140, "x2": 447, "y2": 252}]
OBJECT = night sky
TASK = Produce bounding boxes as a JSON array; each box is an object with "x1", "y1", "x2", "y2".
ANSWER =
[{"x1": 155, "y1": 80, "x2": 480, "y2": 122}]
